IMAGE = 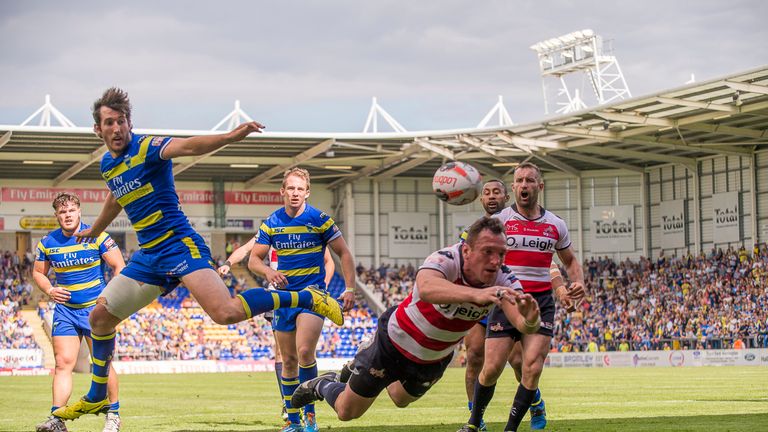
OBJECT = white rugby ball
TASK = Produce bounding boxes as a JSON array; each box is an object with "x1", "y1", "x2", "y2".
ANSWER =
[{"x1": 432, "y1": 161, "x2": 482, "y2": 205}]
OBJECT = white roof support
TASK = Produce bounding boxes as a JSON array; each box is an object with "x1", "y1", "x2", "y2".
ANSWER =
[
  {"x1": 244, "y1": 138, "x2": 335, "y2": 188},
  {"x1": 20, "y1": 95, "x2": 76, "y2": 127},
  {"x1": 414, "y1": 138, "x2": 455, "y2": 160},
  {"x1": 329, "y1": 143, "x2": 425, "y2": 188},
  {"x1": 363, "y1": 97, "x2": 407, "y2": 133},
  {"x1": 0, "y1": 131, "x2": 11, "y2": 149},
  {"x1": 53, "y1": 147, "x2": 108, "y2": 186},
  {"x1": 374, "y1": 155, "x2": 436, "y2": 179},
  {"x1": 477, "y1": 96, "x2": 514, "y2": 128},
  {"x1": 557, "y1": 150, "x2": 645, "y2": 173}
]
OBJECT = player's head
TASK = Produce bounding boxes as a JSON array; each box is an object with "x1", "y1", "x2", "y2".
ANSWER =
[
  {"x1": 480, "y1": 179, "x2": 509, "y2": 216},
  {"x1": 52, "y1": 192, "x2": 82, "y2": 234},
  {"x1": 461, "y1": 217, "x2": 507, "y2": 286},
  {"x1": 92, "y1": 87, "x2": 132, "y2": 156},
  {"x1": 281, "y1": 167, "x2": 311, "y2": 212},
  {"x1": 512, "y1": 162, "x2": 543, "y2": 211}
]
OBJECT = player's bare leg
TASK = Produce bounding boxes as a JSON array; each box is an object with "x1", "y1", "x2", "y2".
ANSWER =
[
  {"x1": 502, "y1": 333, "x2": 551, "y2": 432},
  {"x1": 37, "y1": 336, "x2": 79, "y2": 432},
  {"x1": 510, "y1": 339, "x2": 546, "y2": 429},
  {"x1": 385, "y1": 381, "x2": 420, "y2": 408},
  {"x1": 464, "y1": 336, "x2": 515, "y2": 430},
  {"x1": 295, "y1": 313, "x2": 324, "y2": 431}
]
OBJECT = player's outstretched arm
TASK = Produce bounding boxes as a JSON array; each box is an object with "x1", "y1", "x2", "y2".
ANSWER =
[
  {"x1": 162, "y1": 121, "x2": 264, "y2": 159},
  {"x1": 417, "y1": 269, "x2": 508, "y2": 306},
  {"x1": 557, "y1": 246, "x2": 586, "y2": 306},
  {"x1": 499, "y1": 291, "x2": 541, "y2": 334},
  {"x1": 76, "y1": 194, "x2": 123, "y2": 242},
  {"x1": 218, "y1": 237, "x2": 256, "y2": 276}
]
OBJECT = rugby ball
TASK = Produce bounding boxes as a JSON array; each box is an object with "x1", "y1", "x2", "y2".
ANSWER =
[{"x1": 432, "y1": 161, "x2": 482, "y2": 205}]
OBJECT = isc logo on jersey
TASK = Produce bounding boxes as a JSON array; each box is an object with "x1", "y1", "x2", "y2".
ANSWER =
[{"x1": 507, "y1": 236, "x2": 555, "y2": 252}]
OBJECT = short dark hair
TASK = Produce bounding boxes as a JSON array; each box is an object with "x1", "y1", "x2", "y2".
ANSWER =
[
  {"x1": 52, "y1": 192, "x2": 80, "y2": 211},
  {"x1": 465, "y1": 217, "x2": 504, "y2": 246},
  {"x1": 92, "y1": 87, "x2": 132, "y2": 125},
  {"x1": 483, "y1": 178, "x2": 508, "y2": 195},
  {"x1": 514, "y1": 162, "x2": 542, "y2": 180}
]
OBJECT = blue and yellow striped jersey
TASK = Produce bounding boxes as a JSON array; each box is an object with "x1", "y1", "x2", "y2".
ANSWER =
[
  {"x1": 36, "y1": 223, "x2": 117, "y2": 308},
  {"x1": 256, "y1": 204, "x2": 341, "y2": 291},
  {"x1": 101, "y1": 134, "x2": 195, "y2": 253}
]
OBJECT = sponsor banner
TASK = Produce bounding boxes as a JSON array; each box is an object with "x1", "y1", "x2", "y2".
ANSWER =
[
  {"x1": 0, "y1": 368, "x2": 51, "y2": 376},
  {"x1": 1, "y1": 187, "x2": 281, "y2": 205},
  {"x1": 712, "y1": 192, "x2": 739, "y2": 244},
  {"x1": 5, "y1": 215, "x2": 256, "y2": 234},
  {"x1": 590, "y1": 205, "x2": 635, "y2": 252},
  {"x1": 545, "y1": 349, "x2": 768, "y2": 368},
  {"x1": 388, "y1": 212, "x2": 430, "y2": 258},
  {"x1": 0, "y1": 217, "x2": 4, "y2": 230},
  {"x1": 659, "y1": 200, "x2": 685, "y2": 249},
  {"x1": 111, "y1": 358, "x2": 352, "y2": 375},
  {"x1": 0, "y1": 349, "x2": 44, "y2": 368},
  {"x1": 451, "y1": 212, "x2": 480, "y2": 242}
]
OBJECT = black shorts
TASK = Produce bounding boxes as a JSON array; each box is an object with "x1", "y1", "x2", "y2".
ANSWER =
[
  {"x1": 485, "y1": 290, "x2": 555, "y2": 339},
  {"x1": 347, "y1": 307, "x2": 453, "y2": 399}
]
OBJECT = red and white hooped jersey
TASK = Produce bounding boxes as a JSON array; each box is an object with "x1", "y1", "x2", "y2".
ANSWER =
[
  {"x1": 492, "y1": 204, "x2": 571, "y2": 294},
  {"x1": 387, "y1": 243, "x2": 523, "y2": 364}
]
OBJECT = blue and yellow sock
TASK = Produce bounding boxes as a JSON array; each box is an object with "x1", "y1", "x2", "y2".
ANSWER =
[
  {"x1": 50, "y1": 406, "x2": 59, "y2": 414},
  {"x1": 299, "y1": 362, "x2": 318, "y2": 416},
  {"x1": 237, "y1": 289, "x2": 313, "y2": 318},
  {"x1": 109, "y1": 401, "x2": 120, "y2": 415},
  {"x1": 85, "y1": 332, "x2": 115, "y2": 403},
  {"x1": 281, "y1": 375, "x2": 301, "y2": 424},
  {"x1": 531, "y1": 388, "x2": 543, "y2": 407}
]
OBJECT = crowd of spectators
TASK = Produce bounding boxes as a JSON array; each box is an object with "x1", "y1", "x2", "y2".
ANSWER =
[
  {"x1": 553, "y1": 244, "x2": 768, "y2": 352},
  {"x1": 1, "y1": 250, "x2": 38, "y2": 350},
  {"x1": 356, "y1": 262, "x2": 416, "y2": 308}
]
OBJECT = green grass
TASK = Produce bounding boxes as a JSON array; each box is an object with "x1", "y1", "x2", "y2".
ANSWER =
[{"x1": 1, "y1": 367, "x2": 767, "y2": 431}]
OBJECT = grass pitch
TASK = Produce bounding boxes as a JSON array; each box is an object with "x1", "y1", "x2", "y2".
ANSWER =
[{"x1": 1, "y1": 366, "x2": 766, "y2": 431}]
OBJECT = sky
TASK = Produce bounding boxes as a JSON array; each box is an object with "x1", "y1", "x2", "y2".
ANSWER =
[{"x1": 1, "y1": 0, "x2": 766, "y2": 132}]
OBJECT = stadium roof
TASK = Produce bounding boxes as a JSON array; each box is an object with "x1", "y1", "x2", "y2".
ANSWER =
[{"x1": 1, "y1": 65, "x2": 767, "y2": 187}]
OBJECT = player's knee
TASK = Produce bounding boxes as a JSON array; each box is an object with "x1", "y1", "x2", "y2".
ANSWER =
[
  {"x1": 89, "y1": 301, "x2": 110, "y2": 328},
  {"x1": 523, "y1": 358, "x2": 544, "y2": 378},
  {"x1": 209, "y1": 303, "x2": 243, "y2": 325},
  {"x1": 54, "y1": 353, "x2": 76, "y2": 370},
  {"x1": 392, "y1": 398, "x2": 411, "y2": 408},
  {"x1": 297, "y1": 345, "x2": 316, "y2": 363},
  {"x1": 466, "y1": 350, "x2": 484, "y2": 370},
  {"x1": 336, "y1": 404, "x2": 362, "y2": 421}
]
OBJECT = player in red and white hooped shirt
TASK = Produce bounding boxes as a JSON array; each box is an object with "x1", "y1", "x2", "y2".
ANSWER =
[
  {"x1": 290, "y1": 217, "x2": 541, "y2": 422},
  {"x1": 461, "y1": 162, "x2": 585, "y2": 432}
]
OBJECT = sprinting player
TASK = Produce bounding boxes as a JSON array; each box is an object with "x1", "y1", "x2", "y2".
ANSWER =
[
  {"x1": 34, "y1": 192, "x2": 125, "y2": 432},
  {"x1": 53, "y1": 88, "x2": 343, "y2": 423},
  {"x1": 460, "y1": 180, "x2": 570, "y2": 431},
  {"x1": 248, "y1": 167, "x2": 356, "y2": 432},
  {"x1": 219, "y1": 241, "x2": 335, "y2": 423},
  {"x1": 460, "y1": 162, "x2": 585, "y2": 432},
  {"x1": 290, "y1": 217, "x2": 541, "y2": 424}
]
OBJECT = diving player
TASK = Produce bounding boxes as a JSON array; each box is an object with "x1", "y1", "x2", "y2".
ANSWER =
[
  {"x1": 290, "y1": 218, "x2": 541, "y2": 424},
  {"x1": 248, "y1": 167, "x2": 356, "y2": 432},
  {"x1": 53, "y1": 88, "x2": 343, "y2": 424},
  {"x1": 34, "y1": 192, "x2": 125, "y2": 432}
]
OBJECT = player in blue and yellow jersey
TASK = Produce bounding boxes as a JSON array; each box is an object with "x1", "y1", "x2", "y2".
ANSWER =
[
  {"x1": 249, "y1": 168, "x2": 357, "y2": 432},
  {"x1": 54, "y1": 88, "x2": 343, "y2": 424},
  {"x1": 33, "y1": 192, "x2": 125, "y2": 432}
]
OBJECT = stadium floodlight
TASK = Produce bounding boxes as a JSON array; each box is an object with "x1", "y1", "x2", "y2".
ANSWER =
[
  {"x1": 230, "y1": 164, "x2": 260, "y2": 168},
  {"x1": 530, "y1": 29, "x2": 632, "y2": 114}
]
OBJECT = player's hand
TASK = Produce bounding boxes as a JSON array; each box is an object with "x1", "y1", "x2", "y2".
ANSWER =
[
  {"x1": 217, "y1": 264, "x2": 231, "y2": 276},
  {"x1": 476, "y1": 286, "x2": 513, "y2": 306},
  {"x1": 47, "y1": 287, "x2": 71, "y2": 304},
  {"x1": 340, "y1": 291, "x2": 355, "y2": 312},
  {"x1": 264, "y1": 268, "x2": 288, "y2": 289},
  {"x1": 555, "y1": 285, "x2": 576, "y2": 313},
  {"x1": 74, "y1": 227, "x2": 100, "y2": 244},
  {"x1": 506, "y1": 291, "x2": 540, "y2": 323},
  {"x1": 228, "y1": 121, "x2": 265, "y2": 142},
  {"x1": 566, "y1": 281, "x2": 586, "y2": 308}
]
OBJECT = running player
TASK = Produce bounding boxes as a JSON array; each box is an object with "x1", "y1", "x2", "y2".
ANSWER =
[
  {"x1": 53, "y1": 88, "x2": 343, "y2": 423},
  {"x1": 460, "y1": 162, "x2": 585, "y2": 432},
  {"x1": 219, "y1": 240, "x2": 335, "y2": 424},
  {"x1": 34, "y1": 192, "x2": 125, "y2": 432},
  {"x1": 290, "y1": 217, "x2": 541, "y2": 423},
  {"x1": 248, "y1": 167, "x2": 356, "y2": 432}
]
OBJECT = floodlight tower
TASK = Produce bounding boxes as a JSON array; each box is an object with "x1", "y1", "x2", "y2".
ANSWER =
[{"x1": 530, "y1": 29, "x2": 631, "y2": 114}]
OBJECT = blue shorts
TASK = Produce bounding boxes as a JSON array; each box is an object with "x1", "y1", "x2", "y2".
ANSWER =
[
  {"x1": 52, "y1": 304, "x2": 93, "y2": 337},
  {"x1": 272, "y1": 304, "x2": 324, "y2": 332},
  {"x1": 122, "y1": 234, "x2": 214, "y2": 292}
]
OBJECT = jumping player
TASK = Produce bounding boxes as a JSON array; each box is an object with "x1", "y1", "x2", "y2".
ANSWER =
[
  {"x1": 53, "y1": 88, "x2": 343, "y2": 424},
  {"x1": 290, "y1": 217, "x2": 541, "y2": 423}
]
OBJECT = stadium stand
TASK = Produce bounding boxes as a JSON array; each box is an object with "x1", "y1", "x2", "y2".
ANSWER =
[{"x1": 1, "y1": 250, "x2": 38, "y2": 350}]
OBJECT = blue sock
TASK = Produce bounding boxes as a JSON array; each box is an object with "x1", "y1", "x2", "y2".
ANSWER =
[
  {"x1": 109, "y1": 401, "x2": 120, "y2": 414},
  {"x1": 275, "y1": 361, "x2": 284, "y2": 399},
  {"x1": 299, "y1": 362, "x2": 318, "y2": 416},
  {"x1": 468, "y1": 401, "x2": 473, "y2": 411},
  {"x1": 317, "y1": 381, "x2": 346, "y2": 411},
  {"x1": 86, "y1": 332, "x2": 115, "y2": 402},
  {"x1": 281, "y1": 375, "x2": 301, "y2": 424},
  {"x1": 531, "y1": 388, "x2": 543, "y2": 407},
  {"x1": 237, "y1": 289, "x2": 312, "y2": 318},
  {"x1": 51, "y1": 406, "x2": 59, "y2": 414}
]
